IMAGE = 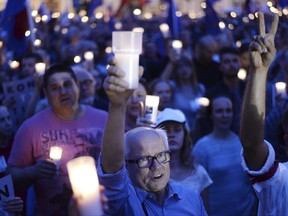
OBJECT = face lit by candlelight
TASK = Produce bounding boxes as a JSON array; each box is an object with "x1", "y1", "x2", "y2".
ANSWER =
[
  {"x1": 125, "y1": 128, "x2": 170, "y2": 195},
  {"x1": 126, "y1": 83, "x2": 147, "y2": 118}
]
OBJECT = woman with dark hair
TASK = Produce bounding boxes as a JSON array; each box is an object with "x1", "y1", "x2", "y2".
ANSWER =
[
  {"x1": 148, "y1": 78, "x2": 173, "y2": 111},
  {"x1": 161, "y1": 53, "x2": 205, "y2": 132},
  {"x1": 155, "y1": 108, "x2": 212, "y2": 194}
]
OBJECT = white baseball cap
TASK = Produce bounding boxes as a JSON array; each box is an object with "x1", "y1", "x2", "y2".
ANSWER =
[{"x1": 155, "y1": 108, "x2": 186, "y2": 127}]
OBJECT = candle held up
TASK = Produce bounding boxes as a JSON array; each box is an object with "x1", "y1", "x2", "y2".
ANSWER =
[
  {"x1": 67, "y1": 156, "x2": 103, "y2": 216},
  {"x1": 35, "y1": 62, "x2": 46, "y2": 76},
  {"x1": 143, "y1": 95, "x2": 160, "y2": 126},
  {"x1": 112, "y1": 31, "x2": 143, "y2": 89},
  {"x1": 49, "y1": 146, "x2": 62, "y2": 169},
  {"x1": 172, "y1": 40, "x2": 182, "y2": 55}
]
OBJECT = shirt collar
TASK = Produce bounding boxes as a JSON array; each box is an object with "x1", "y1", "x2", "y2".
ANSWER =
[{"x1": 133, "y1": 181, "x2": 182, "y2": 203}]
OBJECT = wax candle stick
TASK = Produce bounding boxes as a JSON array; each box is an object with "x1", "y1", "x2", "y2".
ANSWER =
[
  {"x1": 144, "y1": 95, "x2": 160, "y2": 126},
  {"x1": 67, "y1": 156, "x2": 103, "y2": 216},
  {"x1": 49, "y1": 146, "x2": 62, "y2": 169}
]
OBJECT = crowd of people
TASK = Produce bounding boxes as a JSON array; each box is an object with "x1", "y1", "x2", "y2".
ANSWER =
[{"x1": 0, "y1": 1, "x2": 287, "y2": 215}]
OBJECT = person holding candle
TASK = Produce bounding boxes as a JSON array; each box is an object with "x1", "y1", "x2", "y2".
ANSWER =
[
  {"x1": 148, "y1": 78, "x2": 173, "y2": 111},
  {"x1": 6, "y1": 64, "x2": 108, "y2": 216},
  {"x1": 97, "y1": 60, "x2": 207, "y2": 215},
  {"x1": 240, "y1": 12, "x2": 288, "y2": 215}
]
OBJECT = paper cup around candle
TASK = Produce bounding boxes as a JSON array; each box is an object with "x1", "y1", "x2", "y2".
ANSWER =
[
  {"x1": 144, "y1": 95, "x2": 160, "y2": 126},
  {"x1": 67, "y1": 156, "x2": 103, "y2": 216},
  {"x1": 35, "y1": 62, "x2": 46, "y2": 76},
  {"x1": 275, "y1": 82, "x2": 286, "y2": 95},
  {"x1": 49, "y1": 146, "x2": 62, "y2": 169},
  {"x1": 172, "y1": 40, "x2": 182, "y2": 55},
  {"x1": 112, "y1": 31, "x2": 143, "y2": 89}
]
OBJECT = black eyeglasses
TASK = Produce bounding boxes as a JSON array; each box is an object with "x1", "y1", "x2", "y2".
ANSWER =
[{"x1": 126, "y1": 150, "x2": 171, "y2": 168}]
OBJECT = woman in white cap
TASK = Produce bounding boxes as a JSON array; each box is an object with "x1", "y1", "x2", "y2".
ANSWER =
[{"x1": 155, "y1": 108, "x2": 212, "y2": 196}]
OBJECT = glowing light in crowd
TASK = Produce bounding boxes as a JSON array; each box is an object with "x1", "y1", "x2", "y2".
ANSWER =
[
  {"x1": 242, "y1": 16, "x2": 249, "y2": 23},
  {"x1": 68, "y1": 13, "x2": 75, "y2": 19},
  {"x1": 143, "y1": 12, "x2": 153, "y2": 19},
  {"x1": 237, "y1": 68, "x2": 247, "y2": 80},
  {"x1": 283, "y1": 8, "x2": 288, "y2": 15},
  {"x1": 201, "y1": 2, "x2": 206, "y2": 9},
  {"x1": 42, "y1": 15, "x2": 48, "y2": 22},
  {"x1": 31, "y1": 10, "x2": 38, "y2": 17},
  {"x1": 25, "y1": 31, "x2": 31, "y2": 37},
  {"x1": 172, "y1": 40, "x2": 182, "y2": 55},
  {"x1": 50, "y1": 146, "x2": 63, "y2": 169},
  {"x1": 9, "y1": 60, "x2": 19, "y2": 70},
  {"x1": 35, "y1": 16, "x2": 41, "y2": 23},
  {"x1": 133, "y1": 9, "x2": 142, "y2": 16},
  {"x1": 95, "y1": 12, "x2": 103, "y2": 19},
  {"x1": 74, "y1": 56, "x2": 81, "y2": 64},
  {"x1": 34, "y1": 39, "x2": 41, "y2": 47},
  {"x1": 0, "y1": 41, "x2": 3, "y2": 48},
  {"x1": 105, "y1": 46, "x2": 112, "y2": 54},
  {"x1": 218, "y1": 22, "x2": 226, "y2": 29},
  {"x1": 248, "y1": 13, "x2": 255, "y2": 20},
  {"x1": 275, "y1": 82, "x2": 286, "y2": 95},
  {"x1": 230, "y1": 12, "x2": 237, "y2": 18},
  {"x1": 197, "y1": 97, "x2": 210, "y2": 107},
  {"x1": 84, "y1": 51, "x2": 94, "y2": 61},
  {"x1": 236, "y1": 41, "x2": 242, "y2": 48},
  {"x1": 114, "y1": 22, "x2": 122, "y2": 30},
  {"x1": 228, "y1": 24, "x2": 234, "y2": 30},
  {"x1": 81, "y1": 16, "x2": 89, "y2": 23},
  {"x1": 35, "y1": 63, "x2": 46, "y2": 76},
  {"x1": 61, "y1": 28, "x2": 68, "y2": 34},
  {"x1": 267, "y1": 1, "x2": 273, "y2": 7},
  {"x1": 52, "y1": 12, "x2": 60, "y2": 19}
]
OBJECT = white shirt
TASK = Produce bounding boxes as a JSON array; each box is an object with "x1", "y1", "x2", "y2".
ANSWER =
[{"x1": 241, "y1": 141, "x2": 288, "y2": 216}]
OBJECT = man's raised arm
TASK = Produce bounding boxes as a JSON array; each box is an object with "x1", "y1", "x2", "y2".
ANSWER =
[
  {"x1": 240, "y1": 12, "x2": 279, "y2": 171},
  {"x1": 101, "y1": 61, "x2": 142, "y2": 173}
]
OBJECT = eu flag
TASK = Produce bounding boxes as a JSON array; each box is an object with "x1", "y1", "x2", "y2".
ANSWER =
[{"x1": 165, "y1": 0, "x2": 180, "y2": 39}]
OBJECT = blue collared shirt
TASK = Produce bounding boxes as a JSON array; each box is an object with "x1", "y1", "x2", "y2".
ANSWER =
[{"x1": 98, "y1": 162, "x2": 207, "y2": 216}]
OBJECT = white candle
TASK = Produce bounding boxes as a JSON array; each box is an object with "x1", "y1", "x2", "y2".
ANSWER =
[
  {"x1": 159, "y1": 23, "x2": 170, "y2": 38},
  {"x1": 275, "y1": 82, "x2": 286, "y2": 97},
  {"x1": 84, "y1": 51, "x2": 94, "y2": 61},
  {"x1": 144, "y1": 95, "x2": 160, "y2": 125},
  {"x1": 112, "y1": 31, "x2": 143, "y2": 89},
  {"x1": 197, "y1": 97, "x2": 210, "y2": 107},
  {"x1": 172, "y1": 40, "x2": 182, "y2": 55},
  {"x1": 49, "y1": 146, "x2": 62, "y2": 169},
  {"x1": 67, "y1": 156, "x2": 103, "y2": 216},
  {"x1": 35, "y1": 62, "x2": 46, "y2": 75}
]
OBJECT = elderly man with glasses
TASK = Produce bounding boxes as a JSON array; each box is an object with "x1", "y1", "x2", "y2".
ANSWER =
[{"x1": 97, "y1": 61, "x2": 207, "y2": 215}]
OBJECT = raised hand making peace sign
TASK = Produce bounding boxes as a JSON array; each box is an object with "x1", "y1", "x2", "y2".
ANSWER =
[{"x1": 249, "y1": 12, "x2": 279, "y2": 69}]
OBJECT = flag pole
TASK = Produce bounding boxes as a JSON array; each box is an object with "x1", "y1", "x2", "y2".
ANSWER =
[{"x1": 26, "y1": 0, "x2": 36, "y2": 51}]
